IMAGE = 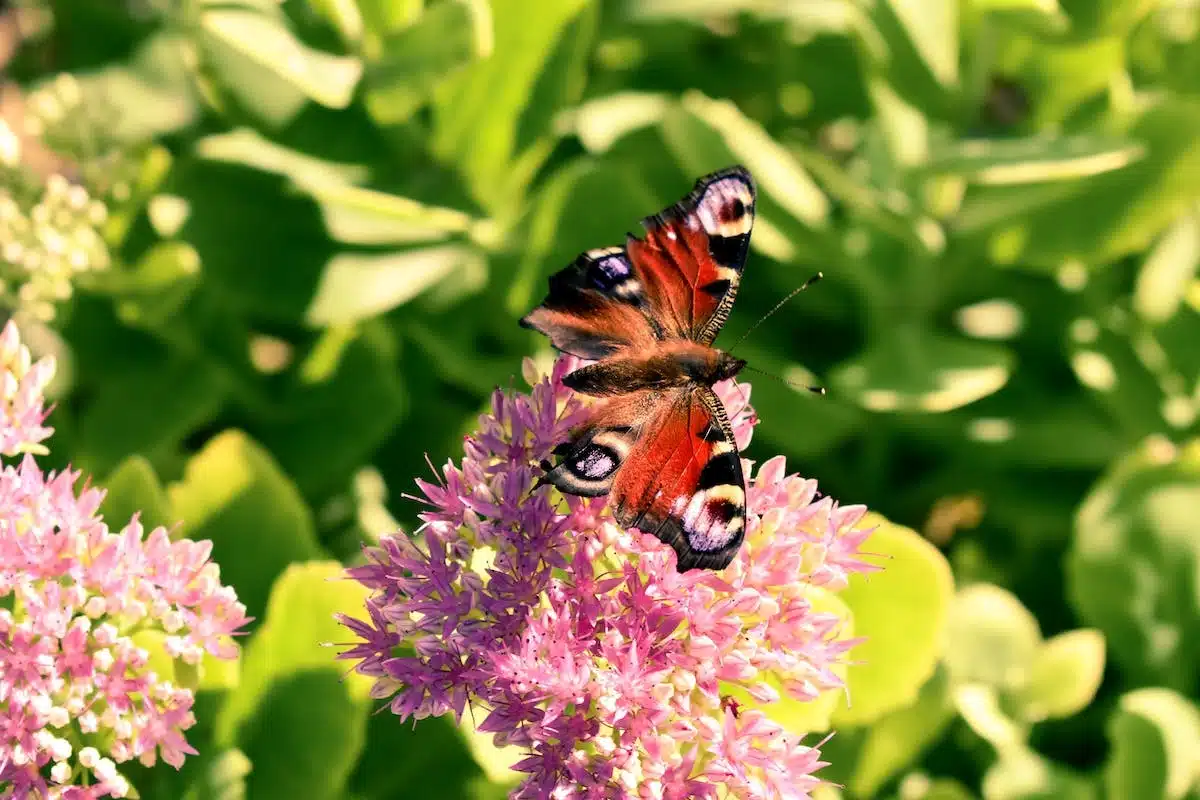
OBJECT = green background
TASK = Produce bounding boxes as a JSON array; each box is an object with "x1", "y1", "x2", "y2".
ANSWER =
[{"x1": 2, "y1": 0, "x2": 1199, "y2": 797}]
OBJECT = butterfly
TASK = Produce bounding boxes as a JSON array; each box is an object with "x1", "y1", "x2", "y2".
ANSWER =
[{"x1": 521, "y1": 165, "x2": 757, "y2": 571}]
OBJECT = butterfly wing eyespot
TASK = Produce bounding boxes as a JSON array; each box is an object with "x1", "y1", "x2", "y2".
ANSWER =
[
  {"x1": 626, "y1": 166, "x2": 757, "y2": 345},
  {"x1": 609, "y1": 388, "x2": 747, "y2": 572}
]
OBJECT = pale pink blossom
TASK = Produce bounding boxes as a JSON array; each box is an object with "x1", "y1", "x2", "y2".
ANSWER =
[{"x1": 0, "y1": 322, "x2": 249, "y2": 799}]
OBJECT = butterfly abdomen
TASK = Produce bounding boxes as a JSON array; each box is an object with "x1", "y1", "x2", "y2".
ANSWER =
[{"x1": 562, "y1": 342, "x2": 746, "y2": 397}]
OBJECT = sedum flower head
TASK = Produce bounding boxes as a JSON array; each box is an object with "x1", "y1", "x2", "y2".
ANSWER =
[
  {"x1": 339, "y1": 357, "x2": 878, "y2": 799},
  {"x1": 0, "y1": 323, "x2": 250, "y2": 799}
]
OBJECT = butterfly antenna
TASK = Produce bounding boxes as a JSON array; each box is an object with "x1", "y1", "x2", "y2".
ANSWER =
[
  {"x1": 743, "y1": 365, "x2": 826, "y2": 396},
  {"x1": 727, "y1": 272, "x2": 823, "y2": 355}
]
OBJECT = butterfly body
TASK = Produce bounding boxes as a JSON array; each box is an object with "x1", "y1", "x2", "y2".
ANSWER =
[{"x1": 522, "y1": 166, "x2": 757, "y2": 571}]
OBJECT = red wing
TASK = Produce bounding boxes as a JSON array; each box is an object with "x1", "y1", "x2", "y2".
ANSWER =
[
  {"x1": 521, "y1": 167, "x2": 756, "y2": 356},
  {"x1": 626, "y1": 166, "x2": 756, "y2": 344},
  {"x1": 537, "y1": 391, "x2": 658, "y2": 497},
  {"x1": 520, "y1": 247, "x2": 659, "y2": 360},
  {"x1": 609, "y1": 388, "x2": 746, "y2": 571}
]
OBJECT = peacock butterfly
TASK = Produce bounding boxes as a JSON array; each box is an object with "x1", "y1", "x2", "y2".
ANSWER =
[{"x1": 521, "y1": 165, "x2": 758, "y2": 571}]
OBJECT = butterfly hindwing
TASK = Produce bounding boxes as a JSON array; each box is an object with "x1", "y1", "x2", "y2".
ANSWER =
[
  {"x1": 609, "y1": 388, "x2": 746, "y2": 571},
  {"x1": 537, "y1": 392, "x2": 657, "y2": 496}
]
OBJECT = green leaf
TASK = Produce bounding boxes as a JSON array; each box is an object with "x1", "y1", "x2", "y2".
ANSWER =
[
  {"x1": 983, "y1": 745, "x2": 1098, "y2": 800},
  {"x1": 306, "y1": 245, "x2": 483, "y2": 326},
  {"x1": 307, "y1": 0, "x2": 364, "y2": 46},
  {"x1": 73, "y1": 31, "x2": 200, "y2": 143},
  {"x1": 430, "y1": 0, "x2": 591, "y2": 209},
  {"x1": 1013, "y1": 629, "x2": 1106, "y2": 723},
  {"x1": 1058, "y1": 0, "x2": 1158, "y2": 36},
  {"x1": 307, "y1": 183, "x2": 479, "y2": 246},
  {"x1": 1105, "y1": 688, "x2": 1200, "y2": 800},
  {"x1": 108, "y1": 241, "x2": 203, "y2": 328},
  {"x1": 216, "y1": 561, "x2": 372, "y2": 799},
  {"x1": 169, "y1": 431, "x2": 323, "y2": 624},
  {"x1": 850, "y1": 668, "x2": 955, "y2": 796},
  {"x1": 252, "y1": 325, "x2": 407, "y2": 498},
  {"x1": 1134, "y1": 211, "x2": 1200, "y2": 325},
  {"x1": 183, "y1": 748, "x2": 252, "y2": 800},
  {"x1": 101, "y1": 455, "x2": 174, "y2": 533},
  {"x1": 883, "y1": 0, "x2": 959, "y2": 89},
  {"x1": 832, "y1": 513, "x2": 955, "y2": 726},
  {"x1": 830, "y1": 327, "x2": 1014, "y2": 413},
  {"x1": 200, "y1": 8, "x2": 363, "y2": 110},
  {"x1": 363, "y1": 0, "x2": 489, "y2": 126},
  {"x1": 986, "y1": 98, "x2": 1200, "y2": 268},
  {"x1": 924, "y1": 135, "x2": 1144, "y2": 185},
  {"x1": 944, "y1": 583, "x2": 1042, "y2": 690},
  {"x1": 194, "y1": 129, "x2": 369, "y2": 189},
  {"x1": 566, "y1": 91, "x2": 670, "y2": 154},
  {"x1": 461, "y1": 714, "x2": 525, "y2": 790},
  {"x1": 170, "y1": 158, "x2": 333, "y2": 322},
  {"x1": 348, "y1": 713, "x2": 484, "y2": 799},
  {"x1": 1066, "y1": 438, "x2": 1200, "y2": 690},
  {"x1": 954, "y1": 683, "x2": 1029, "y2": 752},
  {"x1": 77, "y1": 356, "x2": 228, "y2": 476},
  {"x1": 237, "y1": 670, "x2": 366, "y2": 800}
]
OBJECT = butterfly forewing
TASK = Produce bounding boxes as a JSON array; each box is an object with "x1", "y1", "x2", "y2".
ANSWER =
[{"x1": 628, "y1": 166, "x2": 756, "y2": 344}]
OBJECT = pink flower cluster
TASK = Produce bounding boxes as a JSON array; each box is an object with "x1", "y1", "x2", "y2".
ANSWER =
[
  {"x1": 0, "y1": 322, "x2": 249, "y2": 799},
  {"x1": 0, "y1": 321, "x2": 54, "y2": 456},
  {"x1": 339, "y1": 358, "x2": 878, "y2": 799}
]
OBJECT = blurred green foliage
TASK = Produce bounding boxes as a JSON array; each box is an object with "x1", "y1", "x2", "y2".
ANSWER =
[{"x1": 3, "y1": 0, "x2": 1200, "y2": 797}]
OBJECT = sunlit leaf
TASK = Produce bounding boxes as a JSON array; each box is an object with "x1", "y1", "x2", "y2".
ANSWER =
[
  {"x1": 830, "y1": 328, "x2": 1013, "y2": 413},
  {"x1": 1067, "y1": 438, "x2": 1200, "y2": 690},
  {"x1": 306, "y1": 246, "x2": 484, "y2": 326},
  {"x1": 832, "y1": 514, "x2": 954, "y2": 726},
  {"x1": 201, "y1": 8, "x2": 363, "y2": 110},
  {"x1": 1105, "y1": 688, "x2": 1200, "y2": 800}
]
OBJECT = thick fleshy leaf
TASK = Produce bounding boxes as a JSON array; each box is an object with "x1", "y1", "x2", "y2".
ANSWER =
[
  {"x1": 983, "y1": 745, "x2": 1097, "y2": 800},
  {"x1": 100, "y1": 454, "x2": 174, "y2": 533},
  {"x1": 183, "y1": 748, "x2": 253, "y2": 800},
  {"x1": 849, "y1": 669, "x2": 955, "y2": 796},
  {"x1": 348, "y1": 714, "x2": 484, "y2": 799},
  {"x1": 1014, "y1": 629, "x2": 1107, "y2": 723},
  {"x1": 215, "y1": 561, "x2": 371, "y2": 799},
  {"x1": 831, "y1": 514, "x2": 955, "y2": 726},
  {"x1": 306, "y1": 184, "x2": 479, "y2": 246},
  {"x1": 251, "y1": 325, "x2": 407, "y2": 498},
  {"x1": 1067, "y1": 438, "x2": 1200, "y2": 690},
  {"x1": 944, "y1": 583, "x2": 1042, "y2": 690},
  {"x1": 1105, "y1": 688, "x2": 1200, "y2": 800},
  {"x1": 168, "y1": 431, "x2": 323, "y2": 624},
  {"x1": 76, "y1": 355, "x2": 228, "y2": 476}
]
